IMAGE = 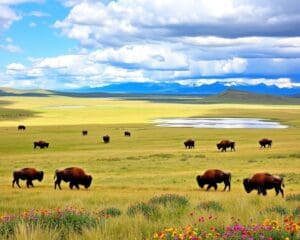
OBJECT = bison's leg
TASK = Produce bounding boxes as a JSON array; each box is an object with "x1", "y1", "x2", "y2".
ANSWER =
[
  {"x1": 69, "y1": 182, "x2": 74, "y2": 189},
  {"x1": 206, "y1": 184, "x2": 212, "y2": 191},
  {"x1": 54, "y1": 179, "x2": 62, "y2": 190},
  {"x1": 276, "y1": 187, "x2": 284, "y2": 198},
  {"x1": 12, "y1": 178, "x2": 17, "y2": 188},
  {"x1": 279, "y1": 187, "x2": 284, "y2": 198},
  {"x1": 16, "y1": 178, "x2": 21, "y2": 188},
  {"x1": 213, "y1": 183, "x2": 218, "y2": 191},
  {"x1": 75, "y1": 183, "x2": 80, "y2": 190},
  {"x1": 262, "y1": 188, "x2": 267, "y2": 196},
  {"x1": 26, "y1": 180, "x2": 34, "y2": 188}
]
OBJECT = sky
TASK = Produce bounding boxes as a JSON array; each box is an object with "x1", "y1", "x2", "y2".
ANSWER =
[{"x1": 0, "y1": 0, "x2": 300, "y2": 90}]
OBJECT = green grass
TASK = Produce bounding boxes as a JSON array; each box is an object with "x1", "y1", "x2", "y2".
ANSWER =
[{"x1": 0, "y1": 95, "x2": 299, "y2": 239}]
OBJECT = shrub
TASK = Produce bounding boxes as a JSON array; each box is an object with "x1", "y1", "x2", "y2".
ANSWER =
[
  {"x1": 127, "y1": 202, "x2": 160, "y2": 219},
  {"x1": 196, "y1": 201, "x2": 224, "y2": 212},
  {"x1": 286, "y1": 194, "x2": 300, "y2": 202},
  {"x1": 149, "y1": 194, "x2": 189, "y2": 208},
  {"x1": 98, "y1": 207, "x2": 122, "y2": 218},
  {"x1": 265, "y1": 206, "x2": 288, "y2": 215}
]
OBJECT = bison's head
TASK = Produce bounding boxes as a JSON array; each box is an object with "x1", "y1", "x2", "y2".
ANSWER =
[
  {"x1": 84, "y1": 175, "x2": 93, "y2": 189},
  {"x1": 216, "y1": 143, "x2": 222, "y2": 149},
  {"x1": 37, "y1": 171, "x2": 44, "y2": 182},
  {"x1": 196, "y1": 175, "x2": 204, "y2": 188},
  {"x1": 243, "y1": 178, "x2": 253, "y2": 193}
]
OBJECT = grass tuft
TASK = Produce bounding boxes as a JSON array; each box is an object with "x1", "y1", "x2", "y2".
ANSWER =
[{"x1": 196, "y1": 201, "x2": 224, "y2": 212}]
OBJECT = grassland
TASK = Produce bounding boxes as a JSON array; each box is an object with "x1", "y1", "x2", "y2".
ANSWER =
[{"x1": 0, "y1": 95, "x2": 299, "y2": 239}]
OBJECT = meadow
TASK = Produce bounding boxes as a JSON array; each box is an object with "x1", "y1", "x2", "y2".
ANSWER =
[{"x1": 0, "y1": 95, "x2": 299, "y2": 239}]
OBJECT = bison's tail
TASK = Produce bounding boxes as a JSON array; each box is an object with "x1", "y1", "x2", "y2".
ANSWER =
[
  {"x1": 281, "y1": 178, "x2": 285, "y2": 188},
  {"x1": 228, "y1": 172, "x2": 231, "y2": 183}
]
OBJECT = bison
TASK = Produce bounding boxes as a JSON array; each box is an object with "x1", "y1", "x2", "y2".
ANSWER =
[
  {"x1": 103, "y1": 135, "x2": 110, "y2": 143},
  {"x1": 54, "y1": 167, "x2": 92, "y2": 190},
  {"x1": 18, "y1": 125, "x2": 26, "y2": 131},
  {"x1": 217, "y1": 140, "x2": 235, "y2": 152},
  {"x1": 196, "y1": 169, "x2": 231, "y2": 191},
  {"x1": 82, "y1": 130, "x2": 88, "y2": 136},
  {"x1": 124, "y1": 131, "x2": 131, "y2": 137},
  {"x1": 12, "y1": 168, "x2": 44, "y2": 188},
  {"x1": 33, "y1": 140, "x2": 49, "y2": 149},
  {"x1": 259, "y1": 138, "x2": 272, "y2": 148},
  {"x1": 184, "y1": 139, "x2": 195, "y2": 149},
  {"x1": 243, "y1": 173, "x2": 284, "y2": 197}
]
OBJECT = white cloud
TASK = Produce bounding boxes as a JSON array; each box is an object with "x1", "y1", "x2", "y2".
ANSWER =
[
  {"x1": 29, "y1": 10, "x2": 50, "y2": 17},
  {"x1": 90, "y1": 44, "x2": 188, "y2": 70},
  {"x1": 6, "y1": 63, "x2": 26, "y2": 71},
  {"x1": 188, "y1": 57, "x2": 248, "y2": 76},
  {"x1": 0, "y1": 4, "x2": 19, "y2": 30},
  {"x1": 0, "y1": 43, "x2": 22, "y2": 52}
]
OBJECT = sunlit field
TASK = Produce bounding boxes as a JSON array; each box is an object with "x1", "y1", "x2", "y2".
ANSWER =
[{"x1": 0, "y1": 96, "x2": 299, "y2": 239}]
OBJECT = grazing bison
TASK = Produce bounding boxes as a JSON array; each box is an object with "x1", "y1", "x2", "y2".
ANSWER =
[
  {"x1": 82, "y1": 130, "x2": 88, "y2": 136},
  {"x1": 196, "y1": 169, "x2": 231, "y2": 191},
  {"x1": 12, "y1": 168, "x2": 44, "y2": 188},
  {"x1": 18, "y1": 125, "x2": 26, "y2": 131},
  {"x1": 103, "y1": 135, "x2": 110, "y2": 143},
  {"x1": 243, "y1": 173, "x2": 284, "y2": 197},
  {"x1": 259, "y1": 138, "x2": 272, "y2": 148},
  {"x1": 217, "y1": 140, "x2": 235, "y2": 152},
  {"x1": 54, "y1": 167, "x2": 92, "y2": 190},
  {"x1": 184, "y1": 139, "x2": 195, "y2": 149},
  {"x1": 124, "y1": 131, "x2": 131, "y2": 137},
  {"x1": 33, "y1": 140, "x2": 49, "y2": 149}
]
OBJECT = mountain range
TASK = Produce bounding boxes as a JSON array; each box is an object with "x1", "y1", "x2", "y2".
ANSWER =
[{"x1": 74, "y1": 82, "x2": 300, "y2": 96}]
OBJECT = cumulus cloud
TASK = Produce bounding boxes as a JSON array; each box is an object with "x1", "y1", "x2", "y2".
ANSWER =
[{"x1": 54, "y1": 0, "x2": 300, "y2": 48}]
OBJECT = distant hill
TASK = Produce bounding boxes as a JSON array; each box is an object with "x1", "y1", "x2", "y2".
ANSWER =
[
  {"x1": 204, "y1": 89, "x2": 300, "y2": 104},
  {"x1": 0, "y1": 87, "x2": 299, "y2": 105},
  {"x1": 0, "y1": 87, "x2": 53, "y2": 97}
]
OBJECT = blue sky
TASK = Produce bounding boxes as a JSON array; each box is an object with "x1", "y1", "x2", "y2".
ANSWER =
[{"x1": 0, "y1": 0, "x2": 300, "y2": 90}]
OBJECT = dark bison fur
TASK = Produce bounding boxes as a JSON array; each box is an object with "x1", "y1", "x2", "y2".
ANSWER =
[
  {"x1": 82, "y1": 130, "x2": 88, "y2": 136},
  {"x1": 124, "y1": 131, "x2": 131, "y2": 137},
  {"x1": 12, "y1": 168, "x2": 44, "y2": 188},
  {"x1": 33, "y1": 140, "x2": 49, "y2": 149},
  {"x1": 243, "y1": 173, "x2": 284, "y2": 197},
  {"x1": 217, "y1": 140, "x2": 235, "y2": 152},
  {"x1": 18, "y1": 125, "x2": 26, "y2": 131},
  {"x1": 54, "y1": 167, "x2": 92, "y2": 190},
  {"x1": 103, "y1": 135, "x2": 110, "y2": 143},
  {"x1": 196, "y1": 169, "x2": 231, "y2": 191},
  {"x1": 259, "y1": 138, "x2": 272, "y2": 148},
  {"x1": 184, "y1": 139, "x2": 195, "y2": 149}
]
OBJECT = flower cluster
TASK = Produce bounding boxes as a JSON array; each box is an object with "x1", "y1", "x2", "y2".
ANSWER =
[
  {"x1": 153, "y1": 216, "x2": 300, "y2": 240},
  {"x1": 0, "y1": 207, "x2": 104, "y2": 237}
]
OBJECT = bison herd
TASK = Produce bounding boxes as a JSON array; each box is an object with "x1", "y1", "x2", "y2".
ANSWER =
[
  {"x1": 11, "y1": 167, "x2": 284, "y2": 197},
  {"x1": 15, "y1": 125, "x2": 284, "y2": 198},
  {"x1": 184, "y1": 138, "x2": 271, "y2": 151},
  {"x1": 13, "y1": 167, "x2": 92, "y2": 190}
]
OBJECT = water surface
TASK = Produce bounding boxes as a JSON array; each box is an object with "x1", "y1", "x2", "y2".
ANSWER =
[{"x1": 154, "y1": 118, "x2": 287, "y2": 129}]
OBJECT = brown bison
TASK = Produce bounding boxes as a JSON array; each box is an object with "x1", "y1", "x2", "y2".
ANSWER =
[
  {"x1": 54, "y1": 167, "x2": 92, "y2": 190},
  {"x1": 196, "y1": 169, "x2": 231, "y2": 191},
  {"x1": 82, "y1": 130, "x2": 88, "y2": 136},
  {"x1": 33, "y1": 140, "x2": 49, "y2": 149},
  {"x1": 184, "y1": 139, "x2": 195, "y2": 149},
  {"x1": 18, "y1": 125, "x2": 26, "y2": 131},
  {"x1": 259, "y1": 138, "x2": 272, "y2": 148},
  {"x1": 217, "y1": 140, "x2": 235, "y2": 152},
  {"x1": 12, "y1": 168, "x2": 44, "y2": 188},
  {"x1": 124, "y1": 131, "x2": 131, "y2": 137},
  {"x1": 103, "y1": 135, "x2": 110, "y2": 143},
  {"x1": 243, "y1": 173, "x2": 284, "y2": 197}
]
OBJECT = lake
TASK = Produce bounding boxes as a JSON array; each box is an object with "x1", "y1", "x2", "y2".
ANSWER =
[{"x1": 154, "y1": 118, "x2": 288, "y2": 129}]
